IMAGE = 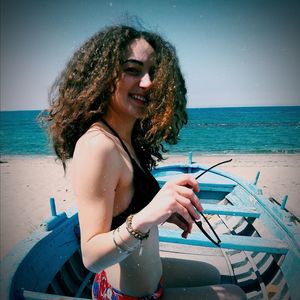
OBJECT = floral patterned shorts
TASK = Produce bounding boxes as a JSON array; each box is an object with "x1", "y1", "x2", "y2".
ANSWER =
[{"x1": 92, "y1": 270, "x2": 164, "y2": 300}]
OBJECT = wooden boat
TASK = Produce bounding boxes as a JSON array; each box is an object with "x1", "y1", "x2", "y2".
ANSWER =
[{"x1": 1, "y1": 153, "x2": 299, "y2": 299}]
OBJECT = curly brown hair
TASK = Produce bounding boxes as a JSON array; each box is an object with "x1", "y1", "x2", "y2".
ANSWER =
[{"x1": 41, "y1": 25, "x2": 187, "y2": 170}]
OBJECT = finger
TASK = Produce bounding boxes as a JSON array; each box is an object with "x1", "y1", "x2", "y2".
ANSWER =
[
  {"x1": 173, "y1": 213, "x2": 190, "y2": 231},
  {"x1": 171, "y1": 174, "x2": 200, "y2": 192},
  {"x1": 187, "y1": 222, "x2": 193, "y2": 233},
  {"x1": 175, "y1": 196, "x2": 195, "y2": 224},
  {"x1": 181, "y1": 222, "x2": 192, "y2": 238},
  {"x1": 181, "y1": 231, "x2": 189, "y2": 239},
  {"x1": 175, "y1": 193, "x2": 199, "y2": 220},
  {"x1": 176, "y1": 185, "x2": 203, "y2": 213},
  {"x1": 175, "y1": 218, "x2": 189, "y2": 232}
]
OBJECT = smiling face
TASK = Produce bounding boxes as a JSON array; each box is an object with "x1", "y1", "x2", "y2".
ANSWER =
[{"x1": 108, "y1": 38, "x2": 156, "y2": 122}]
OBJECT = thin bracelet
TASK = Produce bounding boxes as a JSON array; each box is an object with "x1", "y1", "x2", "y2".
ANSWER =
[
  {"x1": 116, "y1": 227, "x2": 139, "y2": 252},
  {"x1": 112, "y1": 229, "x2": 133, "y2": 254},
  {"x1": 125, "y1": 214, "x2": 150, "y2": 240}
]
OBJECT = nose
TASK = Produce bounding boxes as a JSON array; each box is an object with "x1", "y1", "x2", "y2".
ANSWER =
[{"x1": 139, "y1": 73, "x2": 152, "y2": 89}]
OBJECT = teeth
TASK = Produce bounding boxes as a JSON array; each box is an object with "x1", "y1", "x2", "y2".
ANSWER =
[{"x1": 131, "y1": 94, "x2": 147, "y2": 102}]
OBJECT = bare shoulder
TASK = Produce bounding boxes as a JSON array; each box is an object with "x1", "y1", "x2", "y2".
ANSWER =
[
  {"x1": 76, "y1": 127, "x2": 116, "y2": 154},
  {"x1": 72, "y1": 127, "x2": 122, "y2": 186}
]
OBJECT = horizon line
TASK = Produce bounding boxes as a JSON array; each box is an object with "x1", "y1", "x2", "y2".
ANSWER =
[{"x1": 1, "y1": 104, "x2": 300, "y2": 112}]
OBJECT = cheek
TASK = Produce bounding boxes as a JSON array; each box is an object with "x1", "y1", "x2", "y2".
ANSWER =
[
  {"x1": 114, "y1": 82, "x2": 124, "y2": 98},
  {"x1": 120, "y1": 75, "x2": 137, "y2": 89},
  {"x1": 115, "y1": 82, "x2": 126, "y2": 96},
  {"x1": 114, "y1": 75, "x2": 136, "y2": 100},
  {"x1": 114, "y1": 84, "x2": 129, "y2": 103}
]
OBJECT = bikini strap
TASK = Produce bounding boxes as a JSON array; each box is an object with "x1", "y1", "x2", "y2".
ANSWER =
[{"x1": 99, "y1": 118, "x2": 133, "y2": 160}]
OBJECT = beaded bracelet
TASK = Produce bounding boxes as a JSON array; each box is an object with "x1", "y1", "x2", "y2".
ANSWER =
[{"x1": 125, "y1": 214, "x2": 150, "y2": 240}]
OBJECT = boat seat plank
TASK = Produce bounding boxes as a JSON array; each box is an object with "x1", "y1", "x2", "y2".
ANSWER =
[
  {"x1": 159, "y1": 228, "x2": 288, "y2": 254},
  {"x1": 202, "y1": 203, "x2": 260, "y2": 218},
  {"x1": 225, "y1": 193, "x2": 248, "y2": 206},
  {"x1": 22, "y1": 289, "x2": 90, "y2": 300}
]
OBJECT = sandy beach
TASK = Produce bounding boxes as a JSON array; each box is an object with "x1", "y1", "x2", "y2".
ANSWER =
[{"x1": 1, "y1": 154, "x2": 300, "y2": 257}]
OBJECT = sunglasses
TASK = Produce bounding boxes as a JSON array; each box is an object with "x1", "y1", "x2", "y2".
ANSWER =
[{"x1": 192, "y1": 159, "x2": 232, "y2": 247}]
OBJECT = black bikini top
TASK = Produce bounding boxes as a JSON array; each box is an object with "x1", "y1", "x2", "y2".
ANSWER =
[{"x1": 100, "y1": 119, "x2": 160, "y2": 230}]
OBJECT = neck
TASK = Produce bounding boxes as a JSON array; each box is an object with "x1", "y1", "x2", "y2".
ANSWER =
[{"x1": 102, "y1": 113, "x2": 136, "y2": 146}]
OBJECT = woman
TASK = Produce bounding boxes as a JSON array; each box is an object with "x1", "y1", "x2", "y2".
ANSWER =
[{"x1": 46, "y1": 25, "x2": 245, "y2": 299}]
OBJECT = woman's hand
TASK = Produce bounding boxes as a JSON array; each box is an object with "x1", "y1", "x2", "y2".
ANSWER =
[
  {"x1": 166, "y1": 213, "x2": 192, "y2": 238},
  {"x1": 133, "y1": 175, "x2": 203, "y2": 235}
]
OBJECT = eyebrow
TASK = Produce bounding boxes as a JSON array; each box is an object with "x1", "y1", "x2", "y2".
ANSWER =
[{"x1": 123, "y1": 59, "x2": 144, "y2": 66}]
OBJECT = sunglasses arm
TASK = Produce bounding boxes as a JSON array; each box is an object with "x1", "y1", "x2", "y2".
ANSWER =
[{"x1": 194, "y1": 216, "x2": 221, "y2": 247}]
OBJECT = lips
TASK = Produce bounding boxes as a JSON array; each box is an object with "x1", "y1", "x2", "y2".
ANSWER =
[{"x1": 129, "y1": 94, "x2": 148, "y2": 104}]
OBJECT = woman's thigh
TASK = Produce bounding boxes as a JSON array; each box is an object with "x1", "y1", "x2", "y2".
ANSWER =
[
  {"x1": 161, "y1": 257, "x2": 221, "y2": 288},
  {"x1": 162, "y1": 284, "x2": 247, "y2": 300}
]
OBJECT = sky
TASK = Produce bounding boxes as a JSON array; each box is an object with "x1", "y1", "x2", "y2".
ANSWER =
[{"x1": 1, "y1": 0, "x2": 300, "y2": 110}]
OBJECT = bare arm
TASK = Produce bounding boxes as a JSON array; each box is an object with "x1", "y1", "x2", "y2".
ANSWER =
[{"x1": 72, "y1": 132, "x2": 139, "y2": 272}]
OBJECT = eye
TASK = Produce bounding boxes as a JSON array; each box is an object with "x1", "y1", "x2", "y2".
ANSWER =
[{"x1": 124, "y1": 67, "x2": 141, "y2": 76}]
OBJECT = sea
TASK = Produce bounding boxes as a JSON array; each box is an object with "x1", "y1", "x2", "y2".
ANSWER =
[{"x1": 1, "y1": 106, "x2": 300, "y2": 156}]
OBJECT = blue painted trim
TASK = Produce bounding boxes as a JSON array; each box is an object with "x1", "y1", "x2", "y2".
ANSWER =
[
  {"x1": 49, "y1": 197, "x2": 57, "y2": 216},
  {"x1": 188, "y1": 152, "x2": 193, "y2": 164},
  {"x1": 253, "y1": 171, "x2": 260, "y2": 185},
  {"x1": 202, "y1": 203, "x2": 260, "y2": 218},
  {"x1": 159, "y1": 228, "x2": 288, "y2": 254},
  {"x1": 43, "y1": 212, "x2": 67, "y2": 231},
  {"x1": 281, "y1": 195, "x2": 288, "y2": 210}
]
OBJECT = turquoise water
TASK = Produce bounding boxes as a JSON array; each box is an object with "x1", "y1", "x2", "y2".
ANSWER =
[{"x1": 1, "y1": 106, "x2": 300, "y2": 156}]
